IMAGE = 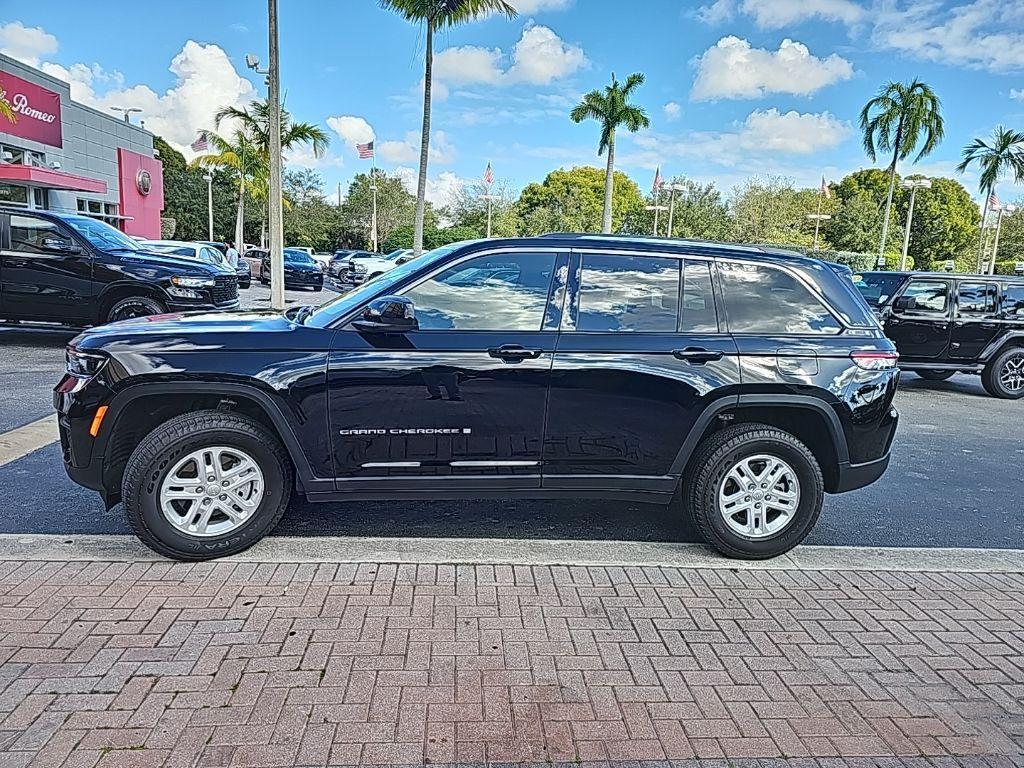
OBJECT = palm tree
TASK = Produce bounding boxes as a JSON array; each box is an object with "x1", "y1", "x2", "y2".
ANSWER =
[
  {"x1": 382, "y1": 0, "x2": 517, "y2": 256},
  {"x1": 859, "y1": 79, "x2": 944, "y2": 262},
  {"x1": 196, "y1": 99, "x2": 329, "y2": 248},
  {"x1": 571, "y1": 72, "x2": 650, "y2": 234},
  {"x1": 956, "y1": 126, "x2": 1024, "y2": 271}
]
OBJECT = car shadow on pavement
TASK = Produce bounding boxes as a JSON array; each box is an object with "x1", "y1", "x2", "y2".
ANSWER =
[{"x1": 897, "y1": 372, "x2": 990, "y2": 398}]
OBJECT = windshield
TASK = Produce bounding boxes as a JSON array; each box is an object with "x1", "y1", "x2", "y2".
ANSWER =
[
  {"x1": 62, "y1": 215, "x2": 142, "y2": 252},
  {"x1": 307, "y1": 242, "x2": 470, "y2": 328},
  {"x1": 852, "y1": 273, "x2": 907, "y2": 307},
  {"x1": 284, "y1": 249, "x2": 315, "y2": 264}
]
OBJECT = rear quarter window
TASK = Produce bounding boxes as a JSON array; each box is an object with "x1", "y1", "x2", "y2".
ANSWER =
[{"x1": 719, "y1": 261, "x2": 841, "y2": 335}]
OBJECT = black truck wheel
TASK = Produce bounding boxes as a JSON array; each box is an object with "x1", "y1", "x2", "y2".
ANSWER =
[
  {"x1": 121, "y1": 410, "x2": 292, "y2": 560},
  {"x1": 685, "y1": 424, "x2": 824, "y2": 560},
  {"x1": 106, "y1": 296, "x2": 165, "y2": 323},
  {"x1": 982, "y1": 348, "x2": 1024, "y2": 399}
]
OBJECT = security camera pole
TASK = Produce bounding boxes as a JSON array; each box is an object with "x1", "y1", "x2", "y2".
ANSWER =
[{"x1": 267, "y1": 0, "x2": 285, "y2": 310}]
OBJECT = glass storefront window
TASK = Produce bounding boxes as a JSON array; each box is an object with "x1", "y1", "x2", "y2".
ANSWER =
[{"x1": 0, "y1": 184, "x2": 29, "y2": 206}]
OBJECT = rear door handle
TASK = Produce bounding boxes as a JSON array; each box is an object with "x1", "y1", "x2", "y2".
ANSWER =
[
  {"x1": 488, "y1": 344, "x2": 543, "y2": 362},
  {"x1": 672, "y1": 347, "x2": 724, "y2": 364}
]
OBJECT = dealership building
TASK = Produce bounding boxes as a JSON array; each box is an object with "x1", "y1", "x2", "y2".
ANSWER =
[{"x1": 0, "y1": 52, "x2": 164, "y2": 238}]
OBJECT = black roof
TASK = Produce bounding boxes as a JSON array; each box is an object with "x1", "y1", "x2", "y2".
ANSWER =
[{"x1": 858, "y1": 270, "x2": 1024, "y2": 282}]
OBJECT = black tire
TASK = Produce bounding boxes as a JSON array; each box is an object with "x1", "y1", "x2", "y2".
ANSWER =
[
  {"x1": 684, "y1": 424, "x2": 824, "y2": 560},
  {"x1": 121, "y1": 410, "x2": 293, "y2": 561},
  {"x1": 105, "y1": 296, "x2": 166, "y2": 324},
  {"x1": 917, "y1": 370, "x2": 955, "y2": 381},
  {"x1": 981, "y1": 348, "x2": 1024, "y2": 400}
]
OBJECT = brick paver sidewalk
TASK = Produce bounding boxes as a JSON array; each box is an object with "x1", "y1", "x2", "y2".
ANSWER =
[{"x1": 0, "y1": 559, "x2": 1020, "y2": 767}]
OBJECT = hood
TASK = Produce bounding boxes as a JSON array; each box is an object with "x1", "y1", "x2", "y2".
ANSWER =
[
  {"x1": 285, "y1": 261, "x2": 321, "y2": 272},
  {"x1": 121, "y1": 249, "x2": 228, "y2": 275},
  {"x1": 70, "y1": 310, "x2": 327, "y2": 354}
]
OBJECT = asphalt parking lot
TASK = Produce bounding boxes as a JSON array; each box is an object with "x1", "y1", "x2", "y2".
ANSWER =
[{"x1": 1, "y1": 286, "x2": 1021, "y2": 551}]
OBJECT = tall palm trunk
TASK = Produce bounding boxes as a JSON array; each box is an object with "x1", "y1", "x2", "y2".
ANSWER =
[
  {"x1": 878, "y1": 138, "x2": 901, "y2": 263},
  {"x1": 602, "y1": 130, "x2": 615, "y2": 234},
  {"x1": 413, "y1": 20, "x2": 433, "y2": 257}
]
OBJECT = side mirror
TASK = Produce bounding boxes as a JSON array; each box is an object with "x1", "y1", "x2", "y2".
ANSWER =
[
  {"x1": 41, "y1": 237, "x2": 80, "y2": 255},
  {"x1": 352, "y1": 296, "x2": 418, "y2": 334},
  {"x1": 892, "y1": 296, "x2": 917, "y2": 312}
]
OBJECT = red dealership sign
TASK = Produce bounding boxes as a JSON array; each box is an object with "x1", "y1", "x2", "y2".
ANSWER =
[{"x1": 0, "y1": 69, "x2": 62, "y2": 147}]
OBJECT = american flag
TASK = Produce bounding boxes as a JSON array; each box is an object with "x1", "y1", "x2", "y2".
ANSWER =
[
  {"x1": 820, "y1": 176, "x2": 831, "y2": 199},
  {"x1": 988, "y1": 192, "x2": 1001, "y2": 209},
  {"x1": 190, "y1": 133, "x2": 209, "y2": 153},
  {"x1": 483, "y1": 162, "x2": 494, "y2": 186},
  {"x1": 357, "y1": 141, "x2": 375, "y2": 160},
  {"x1": 652, "y1": 166, "x2": 663, "y2": 194}
]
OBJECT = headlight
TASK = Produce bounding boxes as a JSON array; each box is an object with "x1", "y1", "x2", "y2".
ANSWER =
[
  {"x1": 353, "y1": 264, "x2": 368, "y2": 273},
  {"x1": 171, "y1": 275, "x2": 215, "y2": 288},
  {"x1": 168, "y1": 287, "x2": 204, "y2": 299},
  {"x1": 66, "y1": 347, "x2": 107, "y2": 378}
]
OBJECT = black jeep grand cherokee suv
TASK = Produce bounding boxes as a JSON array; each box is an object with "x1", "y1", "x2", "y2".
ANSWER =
[
  {"x1": 855, "y1": 271, "x2": 1024, "y2": 399},
  {"x1": 0, "y1": 206, "x2": 238, "y2": 325},
  {"x1": 55, "y1": 235, "x2": 899, "y2": 561}
]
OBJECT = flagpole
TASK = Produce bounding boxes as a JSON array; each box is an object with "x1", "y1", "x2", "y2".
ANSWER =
[
  {"x1": 652, "y1": 185, "x2": 661, "y2": 236},
  {"x1": 370, "y1": 158, "x2": 378, "y2": 252},
  {"x1": 486, "y1": 194, "x2": 493, "y2": 239},
  {"x1": 813, "y1": 188, "x2": 823, "y2": 251}
]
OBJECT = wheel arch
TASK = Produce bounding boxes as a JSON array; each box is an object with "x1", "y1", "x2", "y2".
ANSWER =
[
  {"x1": 981, "y1": 332, "x2": 1024, "y2": 362},
  {"x1": 96, "y1": 282, "x2": 170, "y2": 324}
]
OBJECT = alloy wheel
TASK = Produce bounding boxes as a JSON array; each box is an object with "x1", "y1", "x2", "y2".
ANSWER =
[
  {"x1": 999, "y1": 355, "x2": 1024, "y2": 393},
  {"x1": 717, "y1": 453, "x2": 801, "y2": 539}
]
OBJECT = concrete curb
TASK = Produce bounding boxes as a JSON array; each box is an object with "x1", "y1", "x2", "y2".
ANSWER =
[{"x1": 0, "y1": 534, "x2": 1021, "y2": 572}]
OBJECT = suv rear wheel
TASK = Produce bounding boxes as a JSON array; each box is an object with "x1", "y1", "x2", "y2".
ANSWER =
[
  {"x1": 982, "y1": 348, "x2": 1024, "y2": 399},
  {"x1": 122, "y1": 410, "x2": 292, "y2": 560},
  {"x1": 685, "y1": 424, "x2": 824, "y2": 559}
]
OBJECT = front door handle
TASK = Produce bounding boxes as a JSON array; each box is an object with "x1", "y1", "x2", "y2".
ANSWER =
[
  {"x1": 672, "y1": 347, "x2": 724, "y2": 364},
  {"x1": 488, "y1": 344, "x2": 543, "y2": 362}
]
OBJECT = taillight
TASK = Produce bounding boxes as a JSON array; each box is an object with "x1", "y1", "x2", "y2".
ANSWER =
[{"x1": 851, "y1": 350, "x2": 899, "y2": 370}]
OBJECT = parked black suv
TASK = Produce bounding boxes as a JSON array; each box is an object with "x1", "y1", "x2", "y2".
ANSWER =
[
  {"x1": 256, "y1": 248, "x2": 323, "y2": 290},
  {"x1": 855, "y1": 271, "x2": 1024, "y2": 398},
  {"x1": 55, "y1": 235, "x2": 899, "y2": 561},
  {"x1": 0, "y1": 207, "x2": 239, "y2": 325}
]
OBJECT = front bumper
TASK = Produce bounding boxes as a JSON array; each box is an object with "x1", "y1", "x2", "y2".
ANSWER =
[
  {"x1": 284, "y1": 272, "x2": 324, "y2": 288},
  {"x1": 166, "y1": 298, "x2": 241, "y2": 313},
  {"x1": 53, "y1": 374, "x2": 108, "y2": 496}
]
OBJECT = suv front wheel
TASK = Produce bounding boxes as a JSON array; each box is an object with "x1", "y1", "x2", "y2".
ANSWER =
[
  {"x1": 122, "y1": 410, "x2": 293, "y2": 560},
  {"x1": 685, "y1": 424, "x2": 824, "y2": 559},
  {"x1": 982, "y1": 348, "x2": 1024, "y2": 399}
]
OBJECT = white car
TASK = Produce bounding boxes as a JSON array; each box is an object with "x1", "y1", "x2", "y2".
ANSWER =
[
  {"x1": 347, "y1": 250, "x2": 407, "y2": 284},
  {"x1": 138, "y1": 240, "x2": 228, "y2": 268}
]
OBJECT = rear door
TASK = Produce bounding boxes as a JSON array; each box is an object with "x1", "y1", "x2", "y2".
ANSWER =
[
  {"x1": 543, "y1": 250, "x2": 740, "y2": 492},
  {"x1": 0, "y1": 212, "x2": 93, "y2": 323},
  {"x1": 950, "y1": 281, "x2": 1001, "y2": 361},
  {"x1": 885, "y1": 278, "x2": 952, "y2": 361}
]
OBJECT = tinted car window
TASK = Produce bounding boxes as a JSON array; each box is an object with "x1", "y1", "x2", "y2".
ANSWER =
[
  {"x1": 578, "y1": 254, "x2": 680, "y2": 332},
  {"x1": 900, "y1": 280, "x2": 949, "y2": 313},
  {"x1": 719, "y1": 261, "x2": 841, "y2": 334},
  {"x1": 681, "y1": 260, "x2": 718, "y2": 333},
  {"x1": 1001, "y1": 285, "x2": 1024, "y2": 318},
  {"x1": 958, "y1": 282, "x2": 997, "y2": 314},
  {"x1": 9, "y1": 215, "x2": 73, "y2": 253},
  {"x1": 853, "y1": 273, "x2": 906, "y2": 307},
  {"x1": 403, "y1": 252, "x2": 555, "y2": 331}
]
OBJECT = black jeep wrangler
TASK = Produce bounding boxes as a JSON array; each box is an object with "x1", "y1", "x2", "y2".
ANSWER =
[
  {"x1": 0, "y1": 206, "x2": 239, "y2": 326},
  {"x1": 854, "y1": 271, "x2": 1024, "y2": 398},
  {"x1": 55, "y1": 235, "x2": 899, "y2": 561}
]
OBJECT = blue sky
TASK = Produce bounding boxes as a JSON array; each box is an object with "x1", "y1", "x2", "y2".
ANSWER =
[{"x1": 3, "y1": 0, "x2": 1023, "y2": 207}]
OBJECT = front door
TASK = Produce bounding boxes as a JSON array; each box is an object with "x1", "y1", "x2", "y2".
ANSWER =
[
  {"x1": 885, "y1": 278, "x2": 952, "y2": 361},
  {"x1": 328, "y1": 249, "x2": 566, "y2": 492},
  {"x1": 0, "y1": 212, "x2": 93, "y2": 322},
  {"x1": 950, "y1": 281, "x2": 1002, "y2": 361},
  {"x1": 543, "y1": 252, "x2": 740, "y2": 491}
]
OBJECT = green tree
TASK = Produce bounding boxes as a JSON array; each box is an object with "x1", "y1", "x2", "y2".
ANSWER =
[
  {"x1": 382, "y1": 0, "x2": 517, "y2": 256},
  {"x1": 996, "y1": 202, "x2": 1024, "y2": 265},
  {"x1": 570, "y1": 72, "x2": 650, "y2": 233},
  {"x1": 340, "y1": 171, "x2": 423, "y2": 249},
  {"x1": 902, "y1": 176, "x2": 980, "y2": 270},
  {"x1": 444, "y1": 179, "x2": 519, "y2": 238},
  {"x1": 281, "y1": 169, "x2": 343, "y2": 251},
  {"x1": 515, "y1": 166, "x2": 644, "y2": 235},
  {"x1": 825, "y1": 191, "x2": 883, "y2": 254},
  {"x1": 729, "y1": 176, "x2": 825, "y2": 248},
  {"x1": 860, "y1": 79, "x2": 944, "y2": 259},
  {"x1": 155, "y1": 136, "x2": 238, "y2": 241},
  {"x1": 956, "y1": 126, "x2": 1024, "y2": 270},
  {"x1": 632, "y1": 176, "x2": 732, "y2": 240}
]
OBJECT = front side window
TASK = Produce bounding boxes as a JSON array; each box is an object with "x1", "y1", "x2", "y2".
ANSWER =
[
  {"x1": 1001, "y1": 286, "x2": 1024, "y2": 318},
  {"x1": 719, "y1": 262, "x2": 841, "y2": 334},
  {"x1": 9, "y1": 215, "x2": 72, "y2": 254},
  {"x1": 958, "y1": 282, "x2": 997, "y2": 314},
  {"x1": 900, "y1": 280, "x2": 949, "y2": 313},
  {"x1": 578, "y1": 254, "x2": 680, "y2": 332},
  {"x1": 403, "y1": 252, "x2": 556, "y2": 331}
]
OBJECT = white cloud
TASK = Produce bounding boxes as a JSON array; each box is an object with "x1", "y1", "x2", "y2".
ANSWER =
[
  {"x1": 510, "y1": 0, "x2": 573, "y2": 11},
  {"x1": 1012, "y1": 89, "x2": 1024, "y2": 101},
  {"x1": 691, "y1": 37, "x2": 854, "y2": 101},
  {"x1": 0, "y1": 21, "x2": 58, "y2": 67},
  {"x1": 873, "y1": 0, "x2": 1024, "y2": 73},
  {"x1": 736, "y1": 108, "x2": 851, "y2": 153},
  {"x1": 379, "y1": 131, "x2": 456, "y2": 165},
  {"x1": 286, "y1": 144, "x2": 344, "y2": 171},
  {"x1": 431, "y1": 24, "x2": 587, "y2": 89},
  {"x1": 393, "y1": 166, "x2": 467, "y2": 209},
  {"x1": 663, "y1": 102, "x2": 682, "y2": 121},
  {"x1": 697, "y1": 0, "x2": 863, "y2": 27},
  {"x1": 326, "y1": 115, "x2": 376, "y2": 148},
  {"x1": 697, "y1": 0, "x2": 735, "y2": 24}
]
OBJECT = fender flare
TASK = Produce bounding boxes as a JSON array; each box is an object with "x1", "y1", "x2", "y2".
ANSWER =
[
  {"x1": 980, "y1": 332, "x2": 1024, "y2": 362},
  {"x1": 95, "y1": 281, "x2": 172, "y2": 321}
]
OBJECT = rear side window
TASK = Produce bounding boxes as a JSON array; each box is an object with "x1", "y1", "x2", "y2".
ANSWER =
[
  {"x1": 900, "y1": 280, "x2": 949, "y2": 313},
  {"x1": 958, "y1": 283, "x2": 997, "y2": 314},
  {"x1": 680, "y1": 260, "x2": 718, "y2": 332},
  {"x1": 719, "y1": 262, "x2": 841, "y2": 334},
  {"x1": 578, "y1": 254, "x2": 680, "y2": 332},
  {"x1": 1002, "y1": 286, "x2": 1024, "y2": 318}
]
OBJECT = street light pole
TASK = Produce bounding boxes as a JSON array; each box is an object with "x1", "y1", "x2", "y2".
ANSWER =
[
  {"x1": 266, "y1": 0, "x2": 284, "y2": 311},
  {"x1": 203, "y1": 172, "x2": 214, "y2": 241},
  {"x1": 369, "y1": 165, "x2": 379, "y2": 252},
  {"x1": 806, "y1": 214, "x2": 831, "y2": 250},
  {"x1": 484, "y1": 195, "x2": 495, "y2": 238},
  {"x1": 990, "y1": 204, "x2": 1016, "y2": 275},
  {"x1": 899, "y1": 178, "x2": 931, "y2": 272},
  {"x1": 666, "y1": 185, "x2": 679, "y2": 237}
]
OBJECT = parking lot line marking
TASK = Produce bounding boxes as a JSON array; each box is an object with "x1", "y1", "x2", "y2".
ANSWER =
[
  {"x1": 0, "y1": 415, "x2": 59, "y2": 467},
  {"x1": 0, "y1": 534, "x2": 1021, "y2": 572}
]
